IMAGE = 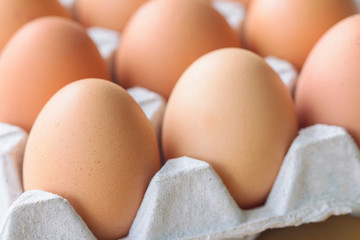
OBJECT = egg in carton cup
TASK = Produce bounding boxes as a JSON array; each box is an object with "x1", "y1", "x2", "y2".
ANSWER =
[
  {"x1": 1, "y1": 29, "x2": 360, "y2": 239},
  {"x1": 2, "y1": 94, "x2": 360, "y2": 240},
  {"x1": 2, "y1": 0, "x2": 360, "y2": 239}
]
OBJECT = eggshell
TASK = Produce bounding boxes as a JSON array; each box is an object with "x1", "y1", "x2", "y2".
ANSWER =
[
  {"x1": 23, "y1": 79, "x2": 161, "y2": 240},
  {"x1": 0, "y1": 0, "x2": 69, "y2": 53},
  {"x1": 295, "y1": 14, "x2": 360, "y2": 147},
  {"x1": 0, "y1": 16, "x2": 110, "y2": 133},
  {"x1": 114, "y1": 0, "x2": 241, "y2": 99},
  {"x1": 74, "y1": 0, "x2": 147, "y2": 32},
  {"x1": 162, "y1": 48, "x2": 298, "y2": 209},
  {"x1": 237, "y1": 0, "x2": 251, "y2": 7},
  {"x1": 243, "y1": 0, "x2": 357, "y2": 70}
]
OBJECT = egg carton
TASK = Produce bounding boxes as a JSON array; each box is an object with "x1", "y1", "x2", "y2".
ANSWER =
[
  {"x1": 0, "y1": 64, "x2": 359, "y2": 240},
  {"x1": 2, "y1": 101, "x2": 360, "y2": 240},
  {"x1": 2, "y1": 0, "x2": 360, "y2": 239}
]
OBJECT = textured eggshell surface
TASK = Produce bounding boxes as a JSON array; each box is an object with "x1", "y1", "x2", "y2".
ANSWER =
[
  {"x1": 22, "y1": 79, "x2": 161, "y2": 240},
  {"x1": 295, "y1": 14, "x2": 360, "y2": 147},
  {"x1": 162, "y1": 48, "x2": 298, "y2": 209},
  {"x1": 0, "y1": 17, "x2": 110, "y2": 133},
  {"x1": 243, "y1": 0, "x2": 357, "y2": 70},
  {"x1": 115, "y1": 0, "x2": 240, "y2": 99}
]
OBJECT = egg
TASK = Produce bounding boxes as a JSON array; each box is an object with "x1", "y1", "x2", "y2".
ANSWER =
[
  {"x1": 237, "y1": 0, "x2": 251, "y2": 7},
  {"x1": 243, "y1": 0, "x2": 357, "y2": 70},
  {"x1": 0, "y1": 16, "x2": 110, "y2": 133},
  {"x1": 74, "y1": 0, "x2": 147, "y2": 32},
  {"x1": 214, "y1": 0, "x2": 251, "y2": 8},
  {"x1": 114, "y1": 0, "x2": 240, "y2": 99},
  {"x1": 162, "y1": 48, "x2": 298, "y2": 209},
  {"x1": 23, "y1": 78, "x2": 161, "y2": 240},
  {"x1": 0, "y1": 0, "x2": 69, "y2": 53},
  {"x1": 295, "y1": 14, "x2": 360, "y2": 147}
]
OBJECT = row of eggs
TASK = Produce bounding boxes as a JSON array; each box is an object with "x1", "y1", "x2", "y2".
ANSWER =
[{"x1": 0, "y1": 0, "x2": 360, "y2": 239}]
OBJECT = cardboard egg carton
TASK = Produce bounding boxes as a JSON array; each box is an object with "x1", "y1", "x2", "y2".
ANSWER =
[
  {"x1": 2, "y1": 105, "x2": 360, "y2": 240},
  {"x1": 2, "y1": 0, "x2": 360, "y2": 239},
  {"x1": 0, "y1": 60, "x2": 359, "y2": 240}
]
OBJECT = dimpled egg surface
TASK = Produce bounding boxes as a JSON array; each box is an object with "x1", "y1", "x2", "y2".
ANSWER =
[{"x1": 23, "y1": 79, "x2": 161, "y2": 240}]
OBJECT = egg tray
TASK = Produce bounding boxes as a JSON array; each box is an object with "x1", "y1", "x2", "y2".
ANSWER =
[
  {"x1": 2, "y1": 0, "x2": 360, "y2": 239},
  {"x1": 2, "y1": 97, "x2": 360, "y2": 240}
]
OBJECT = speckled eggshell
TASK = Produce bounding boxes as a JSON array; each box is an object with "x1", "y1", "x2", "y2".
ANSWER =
[
  {"x1": 74, "y1": 0, "x2": 148, "y2": 32},
  {"x1": 114, "y1": 0, "x2": 241, "y2": 99},
  {"x1": 23, "y1": 79, "x2": 161, "y2": 240},
  {"x1": 0, "y1": 0, "x2": 69, "y2": 53},
  {"x1": 162, "y1": 48, "x2": 298, "y2": 209},
  {"x1": 243, "y1": 0, "x2": 357, "y2": 70},
  {"x1": 295, "y1": 14, "x2": 360, "y2": 147},
  {"x1": 0, "y1": 16, "x2": 110, "y2": 133}
]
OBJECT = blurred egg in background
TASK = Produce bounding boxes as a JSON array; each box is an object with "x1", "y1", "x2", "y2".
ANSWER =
[
  {"x1": 0, "y1": 17, "x2": 110, "y2": 133},
  {"x1": 243, "y1": 0, "x2": 357, "y2": 70},
  {"x1": 74, "y1": 0, "x2": 148, "y2": 33},
  {"x1": 114, "y1": 0, "x2": 241, "y2": 99},
  {"x1": 0, "y1": 0, "x2": 69, "y2": 54},
  {"x1": 295, "y1": 14, "x2": 360, "y2": 147}
]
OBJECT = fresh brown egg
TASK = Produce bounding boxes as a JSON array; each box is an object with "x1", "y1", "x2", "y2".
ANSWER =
[
  {"x1": 0, "y1": 16, "x2": 110, "y2": 133},
  {"x1": 295, "y1": 14, "x2": 360, "y2": 147},
  {"x1": 214, "y1": 0, "x2": 251, "y2": 8},
  {"x1": 243, "y1": 0, "x2": 357, "y2": 70},
  {"x1": 237, "y1": 0, "x2": 251, "y2": 7},
  {"x1": 162, "y1": 48, "x2": 298, "y2": 209},
  {"x1": 74, "y1": 0, "x2": 147, "y2": 32},
  {"x1": 23, "y1": 78, "x2": 161, "y2": 240},
  {"x1": 114, "y1": 0, "x2": 241, "y2": 99},
  {"x1": 0, "y1": 0, "x2": 69, "y2": 53}
]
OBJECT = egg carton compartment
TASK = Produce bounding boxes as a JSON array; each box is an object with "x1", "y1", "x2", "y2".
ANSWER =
[
  {"x1": 0, "y1": 82, "x2": 360, "y2": 240},
  {"x1": 2, "y1": 115, "x2": 360, "y2": 240}
]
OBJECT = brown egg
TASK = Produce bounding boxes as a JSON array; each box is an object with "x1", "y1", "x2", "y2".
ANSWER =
[
  {"x1": 162, "y1": 48, "x2": 297, "y2": 209},
  {"x1": 243, "y1": 0, "x2": 357, "y2": 70},
  {"x1": 0, "y1": 16, "x2": 110, "y2": 133},
  {"x1": 0, "y1": 0, "x2": 69, "y2": 53},
  {"x1": 295, "y1": 14, "x2": 360, "y2": 147},
  {"x1": 23, "y1": 78, "x2": 161, "y2": 240},
  {"x1": 74, "y1": 0, "x2": 147, "y2": 32},
  {"x1": 236, "y1": 0, "x2": 251, "y2": 7},
  {"x1": 114, "y1": 0, "x2": 241, "y2": 99},
  {"x1": 214, "y1": 0, "x2": 251, "y2": 8}
]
